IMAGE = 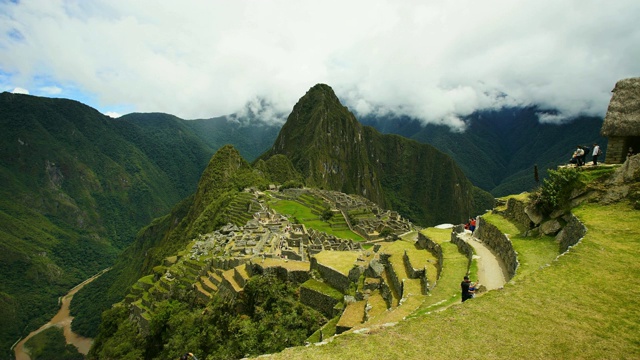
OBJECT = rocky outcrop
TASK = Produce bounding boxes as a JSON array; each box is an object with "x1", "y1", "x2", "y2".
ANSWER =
[{"x1": 556, "y1": 213, "x2": 587, "y2": 253}]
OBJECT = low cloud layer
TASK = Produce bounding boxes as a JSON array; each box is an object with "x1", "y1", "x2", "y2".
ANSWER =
[{"x1": 1, "y1": 0, "x2": 639, "y2": 129}]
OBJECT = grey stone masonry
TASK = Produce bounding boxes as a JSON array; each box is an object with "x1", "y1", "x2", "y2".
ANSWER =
[
  {"x1": 556, "y1": 213, "x2": 587, "y2": 253},
  {"x1": 417, "y1": 232, "x2": 443, "y2": 278},
  {"x1": 310, "y1": 257, "x2": 352, "y2": 293},
  {"x1": 299, "y1": 285, "x2": 342, "y2": 318},
  {"x1": 450, "y1": 231, "x2": 474, "y2": 272},
  {"x1": 474, "y1": 217, "x2": 519, "y2": 280},
  {"x1": 496, "y1": 197, "x2": 536, "y2": 230}
]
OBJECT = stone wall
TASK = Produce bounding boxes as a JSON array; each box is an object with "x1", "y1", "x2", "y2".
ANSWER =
[
  {"x1": 474, "y1": 217, "x2": 519, "y2": 280},
  {"x1": 417, "y1": 232, "x2": 443, "y2": 278},
  {"x1": 299, "y1": 285, "x2": 342, "y2": 318},
  {"x1": 450, "y1": 230, "x2": 473, "y2": 271},
  {"x1": 498, "y1": 197, "x2": 534, "y2": 230},
  {"x1": 378, "y1": 253, "x2": 405, "y2": 298},
  {"x1": 605, "y1": 136, "x2": 626, "y2": 164},
  {"x1": 555, "y1": 213, "x2": 587, "y2": 253},
  {"x1": 310, "y1": 257, "x2": 351, "y2": 293},
  {"x1": 402, "y1": 250, "x2": 426, "y2": 279}
]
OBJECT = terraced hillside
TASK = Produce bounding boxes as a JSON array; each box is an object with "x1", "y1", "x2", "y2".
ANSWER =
[
  {"x1": 91, "y1": 160, "x2": 640, "y2": 360},
  {"x1": 260, "y1": 164, "x2": 640, "y2": 360}
]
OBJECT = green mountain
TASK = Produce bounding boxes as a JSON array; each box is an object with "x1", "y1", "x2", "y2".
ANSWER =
[
  {"x1": 361, "y1": 108, "x2": 607, "y2": 196},
  {"x1": 0, "y1": 93, "x2": 218, "y2": 355},
  {"x1": 185, "y1": 115, "x2": 282, "y2": 163},
  {"x1": 260, "y1": 84, "x2": 493, "y2": 226}
]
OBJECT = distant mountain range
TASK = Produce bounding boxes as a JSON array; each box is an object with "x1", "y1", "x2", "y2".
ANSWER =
[{"x1": 361, "y1": 108, "x2": 606, "y2": 196}]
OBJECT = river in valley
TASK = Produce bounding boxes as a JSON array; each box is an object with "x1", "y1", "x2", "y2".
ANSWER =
[{"x1": 13, "y1": 268, "x2": 110, "y2": 360}]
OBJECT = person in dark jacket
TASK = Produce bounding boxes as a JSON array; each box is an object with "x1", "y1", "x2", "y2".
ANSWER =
[{"x1": 461, "y1": 275, "x2": 474, "y2": 302}]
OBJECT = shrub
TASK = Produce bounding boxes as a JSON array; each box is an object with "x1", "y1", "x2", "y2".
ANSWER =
[{"x1": 529, "y1": 167, "x2": 581, "y2": 214}]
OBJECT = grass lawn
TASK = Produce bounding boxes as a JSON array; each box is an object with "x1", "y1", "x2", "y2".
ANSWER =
[
  {"x1": 313, "y1": 251, "x2": 362, "y2": 275},
  {"x1": 269, "y1": 199, "x2": 364, "y2": 241},
  {"x1": 482, "y1": 212, "x2": 559, "y2": 281},
  {"x1": 265, "y1": 201, "x2": 640, "y2": 359}
]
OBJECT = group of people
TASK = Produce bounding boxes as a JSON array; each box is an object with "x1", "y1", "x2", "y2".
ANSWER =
[
  {"x1": 461, "y1": 275, "x2": 480, "y2": 302},
  {"x1": 569, "y1": 143, "x2": 601, "y2": 166}
]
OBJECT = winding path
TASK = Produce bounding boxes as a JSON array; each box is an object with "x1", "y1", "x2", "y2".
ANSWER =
[{"x1": 459, "y1": 232, "x2": 507, "y2": 290}]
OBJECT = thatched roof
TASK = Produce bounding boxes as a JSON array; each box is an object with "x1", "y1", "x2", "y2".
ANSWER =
[{"x1": 601, "y1": 77, "x2": 640, "y2": 137}]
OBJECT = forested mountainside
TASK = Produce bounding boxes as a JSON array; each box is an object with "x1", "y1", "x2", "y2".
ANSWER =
[
  {"x1": 0, "y1": 93, "x2": 195, "y2": 354},
  {"x1": 260, "y1": 84, "x2": 494, "y2": 226},
  {"x1": 361, "y1": 108, "x2": 607, "y2": 196},
  {"x1": 0, "y1": 93, "x2": 277, "y2": 356}
]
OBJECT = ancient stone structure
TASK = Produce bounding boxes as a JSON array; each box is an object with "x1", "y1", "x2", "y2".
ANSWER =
[
  {"x1": 601, "y1": 77, "x2": 640, "y2": 163},
  {"x1": 125, "y1": 188, "x2": 427, "y2": 336},
  {"x1": 472, "y1": 217, "x2": 519, "y2": 280}
]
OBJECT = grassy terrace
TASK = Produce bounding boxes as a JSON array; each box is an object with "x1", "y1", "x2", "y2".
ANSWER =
[
  {"x1": 313, "y1": 251, "x2": 362, "y2": 275},
  {"x1": 410, "y1": 227, "x2": 470, "y2": 315},
  {"x1": 268, "y1": 198, "x2": 364, "y2": 241},
  {"x1": 482, "y1": 212, "x2": 558, "y2": 280},
  {"x1": 262, "y1": 201, "x2": 640, "y2": 359}
]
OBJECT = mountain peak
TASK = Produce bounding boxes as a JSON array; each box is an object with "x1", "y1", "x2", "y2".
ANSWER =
[{"x1": 259, "y1": 84, "x2": 493, "y2": 225}]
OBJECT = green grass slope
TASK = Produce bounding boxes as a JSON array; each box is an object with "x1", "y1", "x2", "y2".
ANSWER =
[{"x1": 265, "y1": 201, "x2": 639, "y2": 359}]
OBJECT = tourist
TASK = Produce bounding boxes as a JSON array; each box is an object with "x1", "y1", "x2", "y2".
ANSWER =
[
  {"x1": 569, "y1": 149, "x2": 579, "y2": 165},
  {"x1": 461, "y1": 275, "x2": 474, "y2": 302},
  {"x1": 469, "y1": 218, "x2": 477, "y2": 233},
  {"x1": 628, "y1": 147, "x2": 634, "y2": 160},
  {"x1": 469, "y1": 280, "x2": 480, "y2": 298},
  {"x1": 576, "y1": 146, "x2": 585, "y2": 166},
  {"x1": 592, "y1": 143, "x2": 601, "y2": 166}
]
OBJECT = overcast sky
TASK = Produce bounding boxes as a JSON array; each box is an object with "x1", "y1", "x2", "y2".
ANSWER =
[{"x1": 1, "y1": 0, "x2": 639, "y2": 129}]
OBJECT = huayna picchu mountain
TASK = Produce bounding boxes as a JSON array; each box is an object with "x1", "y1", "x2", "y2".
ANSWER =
[{"x1": 260, "y1": 84, "x2": 494, "y2": 226}]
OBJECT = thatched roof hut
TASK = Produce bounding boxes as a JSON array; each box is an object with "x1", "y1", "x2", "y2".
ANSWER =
[{"x1": 600, "y1": 78, "x2": 640, "y2": 163}]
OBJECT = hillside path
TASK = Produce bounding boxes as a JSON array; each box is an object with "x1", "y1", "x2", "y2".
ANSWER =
[{"x1": 459, "y1": 232, "x2": 507, "y2": 290}]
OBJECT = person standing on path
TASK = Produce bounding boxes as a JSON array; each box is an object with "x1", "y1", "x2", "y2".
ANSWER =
[
  {"x1": 461, "y1": 275, "x2": 474, "y2": 302},
  {"x1": 592, "y1": 143, "x2": 601, "y2": 165}
]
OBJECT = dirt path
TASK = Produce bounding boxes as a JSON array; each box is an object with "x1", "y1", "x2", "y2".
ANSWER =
[
  {"x1": 459, "y1": 232, "x2": 507, "y2": 290},
  {"x1": 13, "y1": 268, "x2": 110, "y2": 360}
]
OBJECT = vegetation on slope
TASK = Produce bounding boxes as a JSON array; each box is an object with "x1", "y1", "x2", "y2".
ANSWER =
[
  {"x1": 89, "y1": 274, "x2": 326, "y2": 360},
  {"x1": 23, "y1": 327, "x2": 83, "y2": 360},
  {"x1": 0, "y1": 92, "x2": 210, "y2": 354}
]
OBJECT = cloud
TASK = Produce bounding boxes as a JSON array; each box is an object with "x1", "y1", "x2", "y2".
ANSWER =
[
  {"x1": 39, "y1": 85, "x2": 61, "y2": 95},
  {"x1": 1, "y1": 0, "x2": 639, "y2": 130},
  {"x1": 103, "y1": 111, "x2": 122, "y2": 118},
  {"x1": 11, "y1": 87, "x2": 29, "y2": 94}
]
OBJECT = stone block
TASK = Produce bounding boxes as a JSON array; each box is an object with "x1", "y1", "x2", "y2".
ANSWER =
[
  {"x1": 540, "y1": 219, "x2": 562, "y2": 236},
  {"x1": 524, "y1": 204, "x2": 544, "y2": 226}
]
